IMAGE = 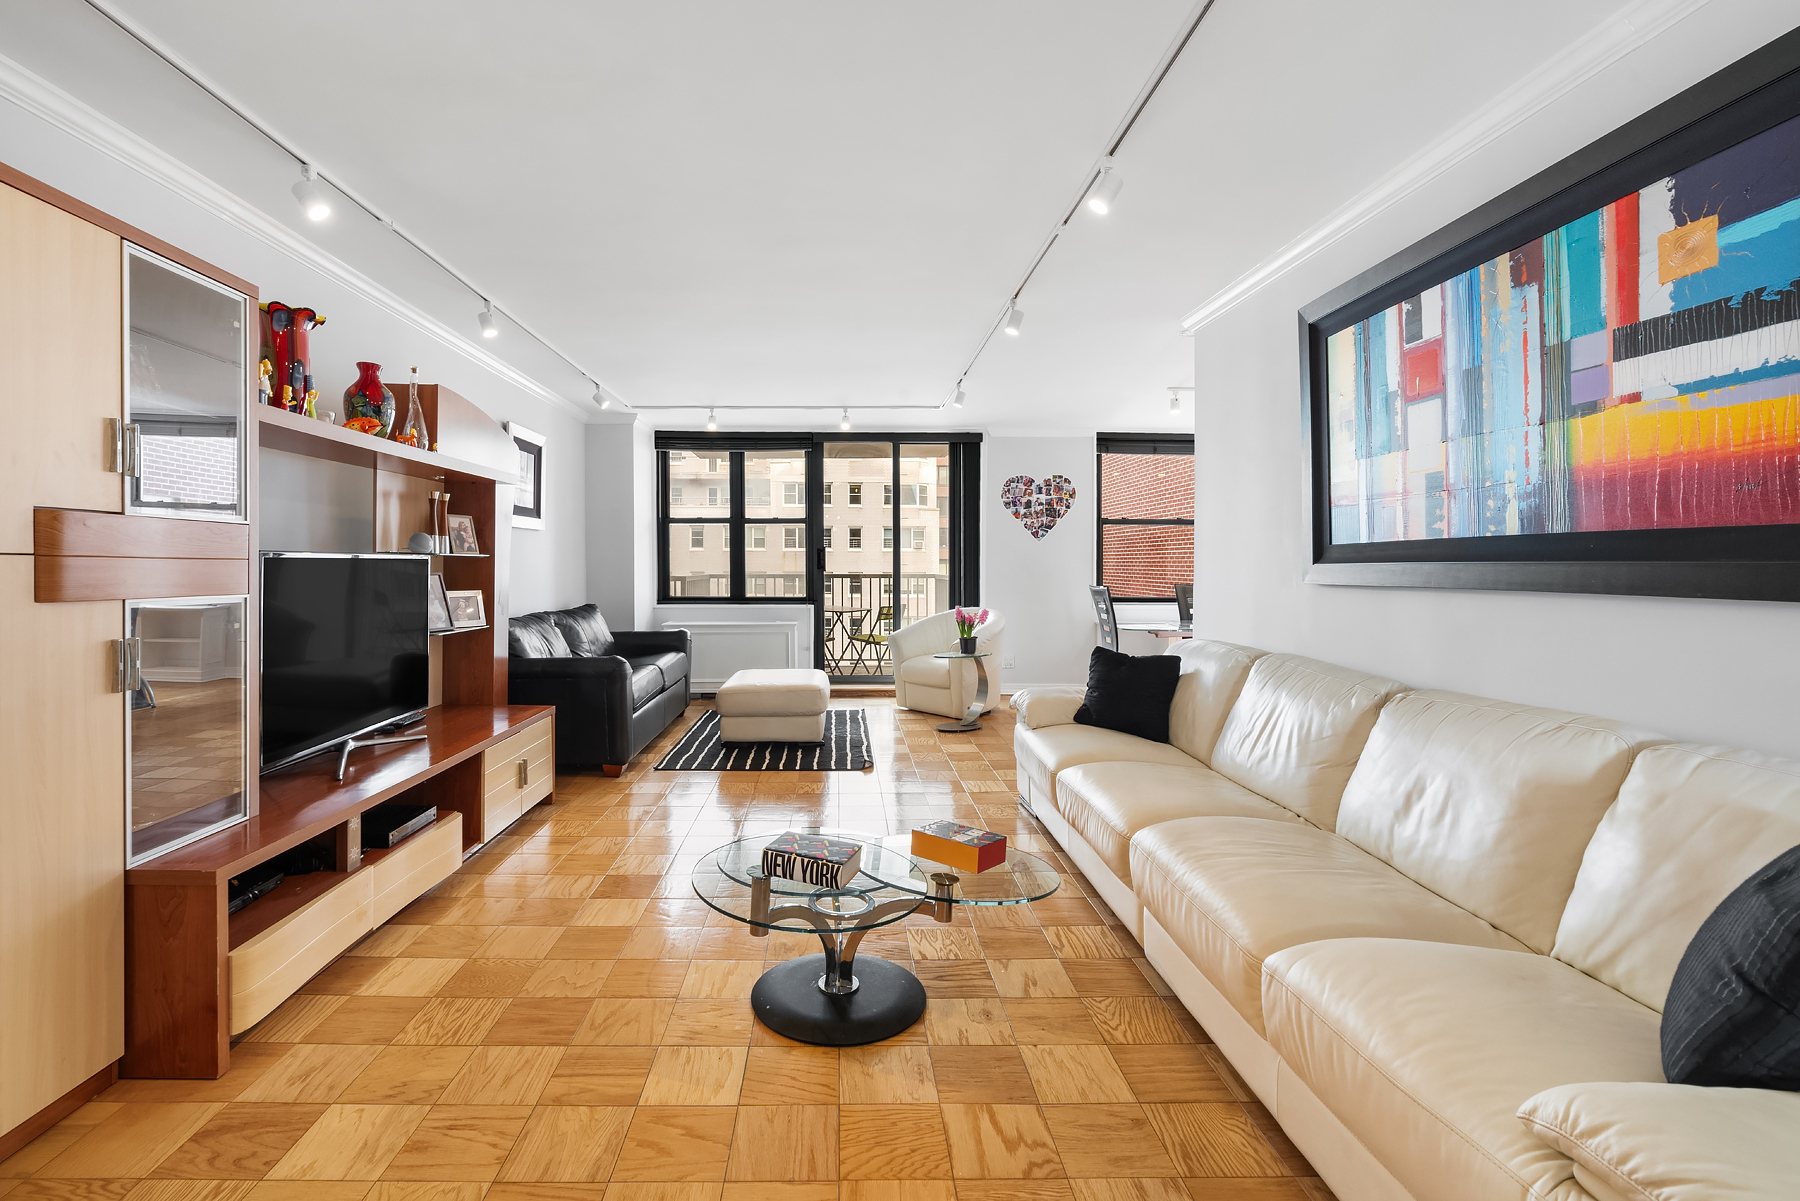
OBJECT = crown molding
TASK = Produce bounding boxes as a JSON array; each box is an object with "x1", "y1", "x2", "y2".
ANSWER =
[
  {"x1": 0, "y1": 49, "x2": 595, "y2": 421},
  {"x1": 1179, "y1": 0, "x2": 1715, "y2": 334}
]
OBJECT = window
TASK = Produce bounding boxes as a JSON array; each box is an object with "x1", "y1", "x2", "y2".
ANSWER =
[
  {"x1": 896, "y1": 483, "x2": 927, "y2": 507},
  {"x1": 784, "y1": 482, "x2": 801, "y2": 505},
  {"x1": 822, "y1": 526, "x2": 833, "y2": 549},
  {"x1": 672, "y1": 485, "x2": 683, "y2": 505},
  {"x1": 882, "y1": 527, "x2": 893, "y2": 550},
  {"x1": 707, "y1": 486, "x2": 721, "y2": 507},
  {"x1": 724, "y1": 526, "x2": 732, "y2": 550},
  {"x1": 906, "y1": 527, "x2": 924, "y2": 551},
  {"x1": 1096, "y1": 434, "x2": 1195, "y2": 602},
  {"x1": 823, "y1": 482, "x2": 833, "y2": 505},
  {"x1": 849, "y1": 526, "x2": 862, "y2": 549},
  {"x1": 689, "y1": 525, "x2": 705, "y2": 549},
  {"x1": 848, "y1": 483, "x2": 862, "y2": 506},
  {"x1": 883, "y1": 484, "x2": 893, "y2": 507},
  {"x1": 783, "y1": 526, "x2": 803, "y2": 549},
  {"x1": 745, "y1": 480, "x2": 770, "y2": 507},
  {"x1": 748, "y1": 525, "x2": 766, "y2": 549}
]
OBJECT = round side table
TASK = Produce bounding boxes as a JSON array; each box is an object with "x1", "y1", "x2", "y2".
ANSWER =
[{"x1": 931, "y1": 651, "x2": 991, "y2": 732}]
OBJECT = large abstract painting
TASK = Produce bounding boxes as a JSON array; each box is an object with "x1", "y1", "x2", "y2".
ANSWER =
[
  {"x1": 1325, "y1": 116, "x2": 1800, "y2": 545},
  {"x1": 1303, "y1": 29, "x2": 1800, "y2": 600}
]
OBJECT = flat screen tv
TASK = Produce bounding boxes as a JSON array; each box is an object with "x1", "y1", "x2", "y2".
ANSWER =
[{"x1": 261, "y1": 552, "x2": 431, "y2": 771}]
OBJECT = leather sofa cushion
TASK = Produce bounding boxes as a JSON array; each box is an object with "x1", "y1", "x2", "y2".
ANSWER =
[
  {"x1": 1014, "y1": 723, "x2": 1200, "y2": 813},
  {"x1": 1334, "y1": 690, "x2": 1661, "y2": 955},
  {"x1": 1055, "y1": 762, "x2": 1300, "y2": 886},
  {"x1": 626, "y1": 662, "x2": 665, "y2": 708},
  {"x1": 898, "y1": 655, "x2": 951, "y2": 688},
  {"x1": 550, "y1": 603, "x2": 616, "y2": 657},
  {"x1": 509, "y1": 612, "x2": 571, "y2": 658},
  {"x1": 1517, "y1": 1082, "x2": 1800, "y2": 1201},
  {"x1": 1162, "y1": 639, "x2": 1264, "y2": 766},
  {"x1": 1553, "y1": 743, "x2": 1800, "y2": 1012},
  {"x1": 1131, "y1": 816, "x2": 1528, "y2": 1035},
  {"x1": 630, "y1": 651, "x2": 688, "y2": 689},
  {"x1": 1208, "y1": 653, "x2": 1409, "y2": 830},
  {"x1": 1263, "y1": 939, "x2": 1664, "y2": 1201}
]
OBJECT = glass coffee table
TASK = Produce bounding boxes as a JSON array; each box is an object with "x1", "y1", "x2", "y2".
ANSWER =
[{"x1": 693, "y1": 829, "x2": 1061, "y2": 1045}]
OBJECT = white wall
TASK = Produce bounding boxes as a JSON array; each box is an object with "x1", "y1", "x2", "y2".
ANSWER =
[
  {"x1": 983, "y1": 436, "x2": 1096, "y2": 689},
  {"x1": 582, "y1": 420, "x2": 660, "y2": 631},
  {"x1": 1189, "y1": 7, "x2": 1800, "y2": 757}
]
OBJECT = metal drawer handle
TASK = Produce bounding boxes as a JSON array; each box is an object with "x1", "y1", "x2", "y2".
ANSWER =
[{"x1": 517, "y1": 758, "x2": 530, "y2": 787}]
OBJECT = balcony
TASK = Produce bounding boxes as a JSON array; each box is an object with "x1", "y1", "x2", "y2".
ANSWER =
[{"x1": 664, "y1": 571, "x2": 949, "y2": 678}]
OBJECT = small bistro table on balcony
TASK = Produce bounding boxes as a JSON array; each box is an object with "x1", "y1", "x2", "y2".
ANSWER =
[{"x1": 693, "y1": 829, "x2": 1060, "y2": 1045}]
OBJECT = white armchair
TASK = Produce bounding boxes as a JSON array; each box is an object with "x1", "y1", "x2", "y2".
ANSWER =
[{"x1": 890, "y1": 609, "x2": 1005, "y2": 720}]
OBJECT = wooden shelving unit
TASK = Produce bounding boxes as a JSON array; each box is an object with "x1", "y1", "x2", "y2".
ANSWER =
[{"x1": 122, "y1": 385, "x2": 551, "y2": 1081}]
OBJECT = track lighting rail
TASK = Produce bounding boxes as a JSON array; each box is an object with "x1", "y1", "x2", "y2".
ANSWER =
[{"x1": 79, "y1": 0, "x2": 621, "y2": 413}]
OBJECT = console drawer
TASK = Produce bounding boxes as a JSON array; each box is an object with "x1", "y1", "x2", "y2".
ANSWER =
[
  {"x1": 480, "y1": 721, "x2": 554, "y2": 841},
  {"x1": 370, "y1": 810, "x2": 463, "y2": 926},
  {"x1": 229, "y1": 870, "x2": 373, "y2": 1035}
]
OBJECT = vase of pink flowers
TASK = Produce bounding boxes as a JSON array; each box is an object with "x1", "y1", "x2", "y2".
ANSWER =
[{"x1": 954, "y1": 606, "x2": 989, "y2": 654}]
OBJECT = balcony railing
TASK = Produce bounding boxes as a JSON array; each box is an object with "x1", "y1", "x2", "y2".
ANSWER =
[{"x1": 664, "y1": 571, "x2": 949, "y2": 677}]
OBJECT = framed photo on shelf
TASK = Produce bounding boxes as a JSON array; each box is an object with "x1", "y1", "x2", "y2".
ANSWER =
[
  {"x1": 427, "y1": 573, "x2": 454, "y2": 633},
  {"x1": 445, "y1": 589, "x2": 487, "y2": 629},
  {"x1": 1300, "y1": 28, "x2": 1800, "y2": 601},
  {"x1": 507, "y1": 421, "x2": 545, "y2": 530},
  {"x1": 445, "y1": 513, "x2": 480, "y2": 555}
]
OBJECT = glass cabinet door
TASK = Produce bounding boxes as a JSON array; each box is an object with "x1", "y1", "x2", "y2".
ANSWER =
[
  {"x1": 126, "y1": 596, "x2": 249, "y2": 864},
  {"x1": 125, "y1": 246, "x2": 248, "y2": 521}
]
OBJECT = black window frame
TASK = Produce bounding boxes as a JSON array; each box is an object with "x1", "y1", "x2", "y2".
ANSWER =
[
  {"x1": 654, "y1": 431, "x2": 982, "y2": 612},
  {"x1": 1095, "y1": 432, "x2": 1196, "y2": 603}
]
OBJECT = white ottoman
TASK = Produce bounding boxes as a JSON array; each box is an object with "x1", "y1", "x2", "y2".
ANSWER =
[{"x1": 715, "y1": 668, "x2": 831, "y2": 742}]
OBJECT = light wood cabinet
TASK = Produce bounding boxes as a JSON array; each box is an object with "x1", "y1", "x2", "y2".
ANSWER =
[
  {"x1": 0, "y1": 555, "x2": 124, "y2": 1134},
  {"x1": 480, "y1": 722, "x2": 555, "y2": 841},
  {"x1": 0, "y1": 182, "x2": 123, "y2": 554}
]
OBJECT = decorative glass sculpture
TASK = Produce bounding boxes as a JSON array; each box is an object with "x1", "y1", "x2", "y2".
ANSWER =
[{"x1": 342, "y1": 361, "x2": 395, "y2": 437}]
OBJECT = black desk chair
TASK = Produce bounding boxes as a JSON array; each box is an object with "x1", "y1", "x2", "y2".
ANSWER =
[{"x1": 1089, "y1": 585, "x2": 1118, "y2": 651}]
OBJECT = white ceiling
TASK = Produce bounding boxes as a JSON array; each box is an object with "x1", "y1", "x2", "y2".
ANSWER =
[
  {"x1": 7, "y1": 0, "x2": 1689, "y2": 434},
  {"x1": 90, "y1": 0, "x2": 1200, "y2": 431}
]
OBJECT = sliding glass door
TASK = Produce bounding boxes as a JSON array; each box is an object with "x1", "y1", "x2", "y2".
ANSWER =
[{"x1": 658, "y1": 433, "x2": 979, "y2": 683}]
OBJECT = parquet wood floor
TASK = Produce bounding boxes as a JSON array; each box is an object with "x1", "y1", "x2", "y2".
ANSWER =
[{"x1": 4, "y1": 699, "x2": 1333, "y2": 1201}]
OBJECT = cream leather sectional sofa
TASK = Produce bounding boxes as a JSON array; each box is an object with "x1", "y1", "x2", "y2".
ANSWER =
[{"x1": 1011, "y1": 640, "x2": 1800, "y2": 1201}]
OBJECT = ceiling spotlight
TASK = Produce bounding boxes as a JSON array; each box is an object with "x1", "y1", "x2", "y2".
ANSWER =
[
  {"x1": 478, "y1": 302, "x2": 498, "y2": 338},
  {"x1": 1086, "y1": 156, "x2": 1123, "y2": 215},
  {"x1": 705, "y1": 408, "x2": 718, "y2": 431},
  {"x1": 594, "y1": 384, "x2": 610, "y2": 411},
  {"x1": 952, "y1": 382, "x2": 965, "y2": 409},
  {"x1": 839, "y1": 408, "x2": 852, "y2": 431},
  {"x1": 1169, "y1": 390, "x2": 1182, "y2": 415},
  {"x1": 291, "y1": 164, "x2": 330, "y2": 221},
  {"x1": 1003, "y1": 303, "x2": 1024, "y2": 337}
]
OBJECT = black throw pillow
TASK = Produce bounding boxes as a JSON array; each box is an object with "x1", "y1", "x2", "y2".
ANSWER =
[
  {"x1": 1661, "y1": 841, "x2": 1800, "y2": 1089},
  {"x1": 1073, "y1": 645, "x2": 1182, "y2": 744}
]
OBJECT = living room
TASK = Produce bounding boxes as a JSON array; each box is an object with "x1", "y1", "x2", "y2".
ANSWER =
[{"x1": 3, "y1": 3, "x2": 1799, "y2": 1201}]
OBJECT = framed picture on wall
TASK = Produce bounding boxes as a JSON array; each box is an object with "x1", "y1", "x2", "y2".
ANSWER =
[
  {"x1": 508, "y1": 422, "x2": 545, "y2": 530},
  {"x1": 1300, "y1": 28, "x2": 1800, "y2": 602}
]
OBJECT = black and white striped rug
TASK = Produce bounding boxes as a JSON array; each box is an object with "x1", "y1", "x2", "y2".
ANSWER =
[{"x1": 655, "y1": 709, "x2": 871, "y2": 771}]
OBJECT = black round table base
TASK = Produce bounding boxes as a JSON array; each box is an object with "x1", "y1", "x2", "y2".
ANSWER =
[{"x1": 750, "y1": 953, "x2": 926, "y2": 1046}]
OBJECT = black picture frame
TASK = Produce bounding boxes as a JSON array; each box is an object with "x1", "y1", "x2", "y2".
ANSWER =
[{"x1": 1300, "y1": 26, "x2": 1800, "y2": 601}]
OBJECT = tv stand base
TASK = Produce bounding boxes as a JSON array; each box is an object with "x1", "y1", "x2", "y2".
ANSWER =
[{"x1": 335, "y1": 733, "x2": 429, "y2": 782}]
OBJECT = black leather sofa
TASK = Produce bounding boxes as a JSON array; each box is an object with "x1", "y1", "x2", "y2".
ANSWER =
[{"x1": 506, "y1": 604, "x2": 690, "y2": 773}]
